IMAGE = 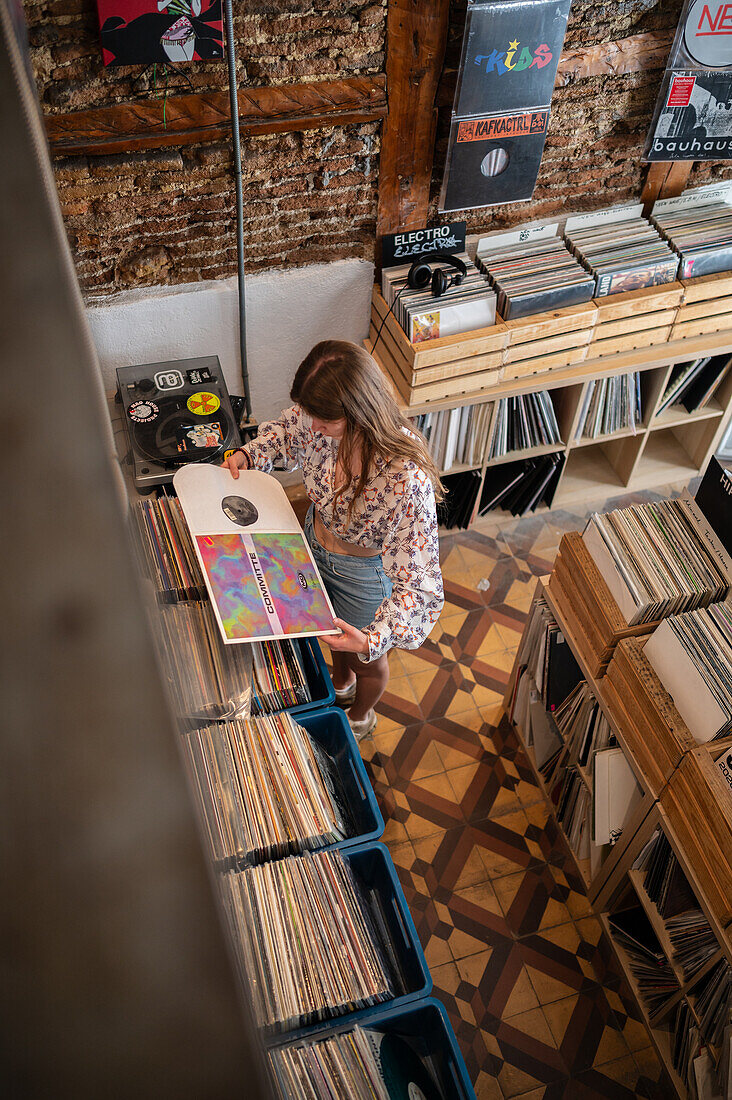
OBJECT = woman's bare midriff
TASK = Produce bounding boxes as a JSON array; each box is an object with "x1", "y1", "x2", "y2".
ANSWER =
[{"x1": 313, "y1": 509, "x2": 381, "y2": 557}]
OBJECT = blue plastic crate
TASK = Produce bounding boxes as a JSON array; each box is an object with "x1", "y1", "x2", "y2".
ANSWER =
[
  {"x1": 297, "y1": 707, "x2": 383, "y2": 851},
  {"x1": 267, "y1": 997, "x2": 476, "y2": 1100},
  {"x1": 269, "y1": 841, "x2": 431, "y2": 1038},
  {"x1": 288, "y1": 636, "x2": 335, "y2": 717}
]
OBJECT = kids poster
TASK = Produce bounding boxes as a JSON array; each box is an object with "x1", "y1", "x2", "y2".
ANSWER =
[
  {"x1": 96, "y1": 0, "x2": 224, "y2": 66},
  {"x1": 173, "y1": 464, "x2": 338, "y2": 645}
]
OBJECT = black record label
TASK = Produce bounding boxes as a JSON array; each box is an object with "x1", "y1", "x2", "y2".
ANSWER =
[
  {"x1": 440, "y1": 110, "x2": 549, "y2": 212},
  {"x1": 128, "y1": 399, "x2": 159, "y2": 423}
]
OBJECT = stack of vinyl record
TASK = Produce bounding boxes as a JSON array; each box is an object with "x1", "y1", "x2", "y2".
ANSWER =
[
  {"x1": 269, "y1": 1029, "x2": 390, "y2": 1099},
  {"x1": 487, "y1": 391, "x2": 562, "y2": 459},
  {"x1": 478, "y1": 454, "x2": 564, "y2": 517},
  {"x1": 155, "y1": 600, "x2": 253, "y2": 720},
  {"x1": 553, "y1": 681, "x2": 615, "y2": 768},
  {"x1": 564, "y1": 214, "x2": 678, "y2": 297},
  {"x1": 412, "y1": 403, "x2": 491, "y2": 471},
  {"x1": 381, "y1": 253, "x2": 496, "y2": 343},
  {"x1": 221, "y1": 849, "x2": 393, "y2": 1030},
  {"x1": 583, "y1": 499, "x2": 730, "y2": 625},
  {"x1": 437, "y1": 469, "x2": 482, "y2": 529},
  {"x1": 269, "y1": 1026, "x2": 445, "y2": 1100},
  {"x1": 651, "y1": 199, "x2": 732, "y2": 280},
  {"x1": 608, "y1": 907, "x2": 679, "y2": 1018},
  {"x1": 183, "y1": 713, "x2": 344, "y2": 864},
  {"x1": 475, "y1": 236, "x2": 595, "y2": 320},
  {"x1": 250, "y1": 638, "x2": 313, "y2": 714},
  {"x1": 132, "y1": 494, "x2": 207, "y2": 601},
  {"x1": 657, "y1": 354, "x2": 732, "y2": 416},
  {"x1": 575, "y1": 373, "x2": 643, "y2": 439}
]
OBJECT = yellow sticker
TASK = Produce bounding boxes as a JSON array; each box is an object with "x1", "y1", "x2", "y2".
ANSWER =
[
  {"x1": 223, "y1": 449, "x2": 236, "y2": 460},
  {"x1": 187, "y1": 391, "x2": 220, "y2": 416}
]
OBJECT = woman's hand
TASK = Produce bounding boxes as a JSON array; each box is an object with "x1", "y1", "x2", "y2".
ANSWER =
[
  {"x1": 222, "y1": 450, "x2": 250, "y2": 479},
  {"x1": 323, "y1": 618, "x2": 370, "y2": 656}
]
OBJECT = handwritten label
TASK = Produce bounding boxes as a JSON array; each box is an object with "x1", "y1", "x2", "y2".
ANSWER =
[{"x1": 381, "y1": 221, "x2": 466, "y2": 268}]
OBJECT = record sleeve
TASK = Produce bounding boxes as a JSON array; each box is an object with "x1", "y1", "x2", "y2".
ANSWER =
[
  {"x1": 440, "y1": 110, "x2": 549, "y2": 212},
  {"x1": 454, "y1": 0, "x2": 572, "y2": 117}
]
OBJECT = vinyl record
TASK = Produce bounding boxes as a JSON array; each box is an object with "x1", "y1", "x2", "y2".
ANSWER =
[
  {"x1": 440, "y1": 111, "x2": 548, "y2": 212},
  {"x1": 366, "y1": 1031, "x2": 444, "y2": 1100},
  {"x1": 130, "y1": 394, "x2": 233, "y2": 467}
]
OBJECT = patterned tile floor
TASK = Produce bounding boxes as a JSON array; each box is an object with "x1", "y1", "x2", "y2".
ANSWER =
[{"x1": 329, "y1": 486, "x2": 696, "y2": 1099}]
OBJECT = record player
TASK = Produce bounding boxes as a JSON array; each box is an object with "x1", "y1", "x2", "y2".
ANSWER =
[{"x1": 116, "y1": 355, "x2": 242, "y2": 490}]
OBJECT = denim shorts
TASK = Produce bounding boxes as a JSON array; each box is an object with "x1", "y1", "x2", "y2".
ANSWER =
[{"x1": 304, "y1": 506, "x2": 392, "y2": 631}]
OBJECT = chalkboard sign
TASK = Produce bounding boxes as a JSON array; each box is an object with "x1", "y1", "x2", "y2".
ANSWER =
[{"x1": 381, "y1": 221, "x2": 467, "y2": 269}]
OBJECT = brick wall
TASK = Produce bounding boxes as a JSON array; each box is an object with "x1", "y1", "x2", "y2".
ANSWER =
[{"x1": 23, "y1": 0, "x2": 732, "y2": 295}]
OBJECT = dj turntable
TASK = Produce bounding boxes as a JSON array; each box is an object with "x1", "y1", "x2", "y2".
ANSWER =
[{"x1": 116, "y1": 355, "x2": 242, "y2": 491}]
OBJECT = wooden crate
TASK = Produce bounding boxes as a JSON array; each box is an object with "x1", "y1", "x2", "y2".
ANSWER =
[
  {"x1": 603, "y1": 637, "x2": 696, "y2": 799},
  {"x1": 661, "y1": 747, "x2": 732, "y2": 930},
  {"x1": 589, "y1": 283, "x2": 684, "y2": 359},
  {"x1": 672, "y1": 271, "x2": 732, "y2": 340},
  {"x1": 546, "y1": 533, "x2": 659, "y2": 676}
]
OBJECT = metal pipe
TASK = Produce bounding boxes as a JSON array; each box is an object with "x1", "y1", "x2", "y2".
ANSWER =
[{"x1": 223, "y1": 0, "x2": 252, "y2": 424}]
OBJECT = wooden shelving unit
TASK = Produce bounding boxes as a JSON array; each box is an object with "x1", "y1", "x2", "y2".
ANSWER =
[
  {"x1": 370, "y1": 275, "x2": 732, "y2": 526},
  {"x1": 506, "y1": 559, "x2": 732, "y2": 1096}
]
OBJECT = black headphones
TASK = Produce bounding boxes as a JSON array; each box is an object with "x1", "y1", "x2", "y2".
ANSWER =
[{"x1": 407, "y1": 251, "x2": 467, "y2": 297}]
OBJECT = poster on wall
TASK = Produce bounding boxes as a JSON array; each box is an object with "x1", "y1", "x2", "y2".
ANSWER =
[
  {"x1": 173, "y1": 465, "x2": 339, "y2": 645},
  {"x1": 439, "y1": 0, "x2": 571, "y2": 212},
  {"x1": 645, "y1": 0, "x2": 732, "y2": 160},
  {"x1": 96, "y1": 0, "x2": 224, "y2": 66}
]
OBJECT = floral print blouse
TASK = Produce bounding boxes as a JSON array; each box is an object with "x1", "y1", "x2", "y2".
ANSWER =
[{"x1": 241, "y1": 405, "x2": 444, "y2": 662}]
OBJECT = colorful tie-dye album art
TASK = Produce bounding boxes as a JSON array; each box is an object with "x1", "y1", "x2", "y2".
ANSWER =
[{"x1": 196, "y1": 531, "x2": 337, "y2": 643}]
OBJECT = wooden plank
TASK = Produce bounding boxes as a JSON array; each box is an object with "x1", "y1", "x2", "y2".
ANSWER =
[
  {"x1": 681, "y1": 271, "x2": 732, "y2": 303},
  {"x1": 591, "y1": 310, "x2": 678, "y2": 343},
  {"x1": 671, "y1": 316, "x2": 732, "y2": 341},
  {"x1": 641, "y1": 161, "x2": 692, "y2": 215},
  {"x1": 556, "y1": 31, "x2": 674, "y2": 84},
  {"x1": 503, "y1": 344, "x2": 590, "y2": 379},
  {"x1": 45, "y1": 77, "x2": 388, "y2": 156},
  {"x1": 676, "y1": 294, "x2": 732, "y2": 323},
  {"x1": 593, "y1": 282, "x2": 684, "y2": 323},
  {"x1": 504, "y1": 301, "x2": 598, "y2": 344},
  {"x1": 503, "y1": 327, "x2": 592, "y2": 365},
  {"x1": 376, "y1": 0, "x2": 451, "y2": 239},
  {"x1": 589, "y1": 327, "x2": 672, "y2": 358},
  {"x1": 368, "y1": 320, "x2": 503, "y2": 385}
]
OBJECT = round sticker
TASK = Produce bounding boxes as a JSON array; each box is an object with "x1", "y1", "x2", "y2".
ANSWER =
[
  {"x1": 128, "y1": 400, "x2": 159, "y2": 423},
  {"x1": 187, "y1": 391, "x2": 221, "y2": 416},
  {"x1": 684, "y1": 1, "x2": 732, "y2": 68}
]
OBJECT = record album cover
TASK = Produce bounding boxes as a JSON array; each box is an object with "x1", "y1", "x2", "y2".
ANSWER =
[
  {"x1": 173, "y1": 465, "x2": 338, "y2": 644},
  {"x1": 455, "y1": 0, "x2": 572, "y2": 117},
  {"x1": 96, "y1": 0, "x2": 224, "y2": 66},
  {"x1": 645, "y1": 1, "x2": 732, "y2": 159},
  {"x1": 440, "y1": 109, "x2": 549, "y2": 211}
]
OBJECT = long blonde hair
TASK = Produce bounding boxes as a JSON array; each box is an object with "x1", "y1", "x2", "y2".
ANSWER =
[{"x1": 290, "y1": 341, "x2": 444, "y2": 516}]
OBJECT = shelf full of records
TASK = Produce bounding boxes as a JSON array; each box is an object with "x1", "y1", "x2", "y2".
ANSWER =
[
  {"x1": 132, "y1": 494, "x2": 334, "y2": 718},
  {"x1": 504, "y1": 485, "x2": 732, "y2": 1097},
  {"x1": 129, "y1": 492, "x2": 476, "y2": 1098},
  {"x1": 411, "y1": 403, "x2": 491, "y2": 473}
]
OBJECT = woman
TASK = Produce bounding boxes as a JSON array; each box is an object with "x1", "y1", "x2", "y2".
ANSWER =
[{"x1": 225, "y1": 341, "x2": 444, "y2": 738}]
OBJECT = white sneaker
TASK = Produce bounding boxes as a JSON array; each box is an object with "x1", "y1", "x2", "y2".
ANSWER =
[
  {"x1": 333, "y1": 680, "x2": 357, "y2": 705},
  {"x1": 346, "y1": 708, "x2": 377, "y2": 740}
]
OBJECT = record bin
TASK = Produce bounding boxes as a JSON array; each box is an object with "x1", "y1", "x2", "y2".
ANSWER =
[
  {"x1": 266, "y1": 996, "x2": 476, "y2": 1100},
  {"x1": 259, "y1": 840, "x2": 432, "y2": 1038},
  {"x1": 287, "y1": 636, "x2": 335, "y2": 717},
  {"x1": 297, "y1": 707, "x2": 384, "y2": 853}
]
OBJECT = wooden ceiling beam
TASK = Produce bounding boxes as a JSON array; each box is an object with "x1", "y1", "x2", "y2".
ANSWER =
[{"x1": 45, "y1": 75, "x2": 387, "y2": 157}]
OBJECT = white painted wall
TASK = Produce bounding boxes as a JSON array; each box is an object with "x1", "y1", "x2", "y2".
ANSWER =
[{"x1": 87, "y1": 257, "x2": 375, "y2": 422}]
